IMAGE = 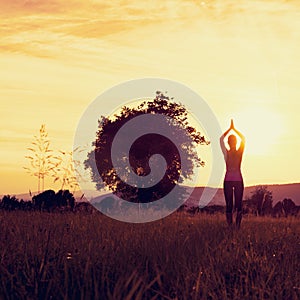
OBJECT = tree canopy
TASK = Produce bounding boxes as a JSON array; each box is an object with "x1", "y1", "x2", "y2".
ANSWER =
[
  {"x1": 247, "y1": 186, "x2": 273, "y2": 216},
  {"x1": 84, "y1": 91, "x2": 209, "y2": 203}
]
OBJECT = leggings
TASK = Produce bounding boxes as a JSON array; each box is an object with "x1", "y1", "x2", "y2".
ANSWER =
[{"x1": 223, "y1": 181, "x2": 244, "y2": 213}]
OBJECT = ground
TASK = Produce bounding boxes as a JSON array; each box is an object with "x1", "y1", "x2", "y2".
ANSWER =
[{"x1": 0, "y1": 211, "x2": 299, "y2": 299}]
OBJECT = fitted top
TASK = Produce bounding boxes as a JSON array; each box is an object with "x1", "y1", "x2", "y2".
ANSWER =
[{"x1": 224, "y1": 148, "x2": 243, "y2": 181}]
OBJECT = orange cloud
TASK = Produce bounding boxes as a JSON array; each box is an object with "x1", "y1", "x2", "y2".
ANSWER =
[{"x1": 1, "y1": 0, "x2": 299, "y2": 59}]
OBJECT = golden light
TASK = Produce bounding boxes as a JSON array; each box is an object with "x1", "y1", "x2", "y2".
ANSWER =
[{"x1": 232, "y1": 106, "x2": 285, "y2": 156}]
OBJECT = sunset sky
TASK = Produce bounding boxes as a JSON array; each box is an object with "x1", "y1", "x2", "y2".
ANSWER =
[{"x1": 1, "y1": 0, "x2": 299, "y2": 194}]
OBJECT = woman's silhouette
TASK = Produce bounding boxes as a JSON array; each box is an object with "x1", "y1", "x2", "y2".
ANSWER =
[{"x1": 220, "y1": 119, "x2": 245, "y2": 228}]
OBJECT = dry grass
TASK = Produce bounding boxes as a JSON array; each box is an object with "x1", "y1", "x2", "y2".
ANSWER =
[{"x1": 0, "y1": 211, "x2": 299, "y2": 299}]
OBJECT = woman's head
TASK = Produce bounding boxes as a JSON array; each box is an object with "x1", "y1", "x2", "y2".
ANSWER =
[{"x1": 228, "y1": 134, "x2": 237, "y2": 149}]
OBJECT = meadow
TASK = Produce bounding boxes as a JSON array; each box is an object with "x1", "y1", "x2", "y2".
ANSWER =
[{"x1": 0, "y1": 211, "x2": 299, "y2": 300}]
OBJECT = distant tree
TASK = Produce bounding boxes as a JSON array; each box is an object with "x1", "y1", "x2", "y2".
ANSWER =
[
  {"x1": 0, "y1": 196, "x2": 34, "y2": 211},
  {"x1": 282, "y1": 198, "x2": 297, "y2": 217},
  {"x1": 272, "y1": 201, "x2": 284, "y2": 218},
  {"x1": 55, "y1": 190, "x2": 75, "y2": 210},
  {"x1": 32, "y1": 189, "x2": 56, "y2": 211},
  {"x1": 19, "y1": 200, "x2": 33, "y2": 211},
  {"x1": 0, "y1": 195, "x2": 19, "y2": 211},
  {"x1": 262, "y1": 193, "x2": 273, "y2": 216},
  {"x1": 248, "y1": 186, "x2": 273, "y2": 216},
  {"x1": 32, "y1": 189, "x2": 75, "y2": 212},
  {"x1": 24, "y1": 125, "x2": 55, "y2": 193},
  {"x1": 242, "y1": 198, "x2": 256, "y2": 215},
  {"x1": 84, "y1": 91, "x2": 209, "y2": 204}
]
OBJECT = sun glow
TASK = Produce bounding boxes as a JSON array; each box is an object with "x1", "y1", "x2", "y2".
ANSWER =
[
  {"x1": 0, "y1": 0, "x2": 299, "y2": 193},
  {"x1": 231, "y1": 106, "x2": 285, "y2": 156}
]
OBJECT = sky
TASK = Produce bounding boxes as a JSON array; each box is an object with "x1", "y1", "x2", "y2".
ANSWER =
[{"x1": 1, "y1": 0, "x2": 299, "y2": 194}]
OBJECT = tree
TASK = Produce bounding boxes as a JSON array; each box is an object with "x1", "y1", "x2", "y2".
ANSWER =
[
  {"x1": 272, "y1": 201, "x2": 284, "y2": 218},
  {"x1": 32, "y1": 189, "x2": 75, "y2": 212},
  {"x1": 261, "y1": 192, "x2": 273, "y2": 216},
  {"x1": 24, "y1": 125, "x2": 55, "y2": 193},
  {"x1": 84, "y1": 91, "x2": 209, "y2": 204},
  {"x1": 0, "y1": 195, "x2": 19, "y2": 211},
  {"x1": 282, "y1": 198, "x2": 297, "y2": 217},
  {"x1": 248, "y1": 186, "x2": 273, "y2": 216}
]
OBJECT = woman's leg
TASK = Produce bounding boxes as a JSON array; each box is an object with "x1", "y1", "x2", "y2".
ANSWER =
[
  {"x1": 223, "y1": 181, "x2": 234, "y2": 225},
  {"x1": 233, "y1": 181, "x2": 244, "y2": 211},
  {"x1": 234, "y1": 181, "x2": 244, "y2": 228}
]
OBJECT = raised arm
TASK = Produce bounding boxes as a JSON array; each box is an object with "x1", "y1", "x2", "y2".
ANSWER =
[
  {"x1": 232, "y1": 122, "x2": 245, "y2": 152},
  {"x1": 219, "y1": 121, "x2": 233, "y2": 156}
]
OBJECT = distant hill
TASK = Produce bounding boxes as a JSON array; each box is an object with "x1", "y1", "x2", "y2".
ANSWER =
[
  {"x1": 85, "y1": 183, "x2": 300, "y2": 207},
  {"x1": 2, "y1": 183, "x2": 299, "y2": 207},
  {"x1": 185, "y1": 183, "x2": 300, "y2": 207}
]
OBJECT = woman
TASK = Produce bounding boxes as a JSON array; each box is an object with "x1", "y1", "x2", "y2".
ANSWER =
[{"x1": 220, "y1": 119, "x2": 245, "y2": 228}]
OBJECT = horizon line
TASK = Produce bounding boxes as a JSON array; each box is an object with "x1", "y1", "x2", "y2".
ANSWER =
[{"x1": 1, "y1": 181, "x2": 299, "y2": 197}]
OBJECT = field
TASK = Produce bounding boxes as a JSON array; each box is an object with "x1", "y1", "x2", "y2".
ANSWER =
[{"x1": 0, "y1": 211, "x2": 299, "y2": 300}]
